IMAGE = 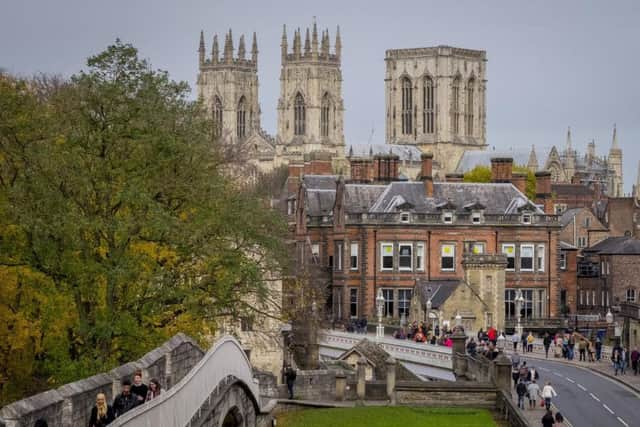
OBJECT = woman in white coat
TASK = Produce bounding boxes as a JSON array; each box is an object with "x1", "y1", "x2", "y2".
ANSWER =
[{"x1": 541, "y1": 381, "x2": 558, "y2": 410}]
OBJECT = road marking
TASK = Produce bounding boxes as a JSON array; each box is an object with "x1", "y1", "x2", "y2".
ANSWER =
[
  {"x1": 540, "y1": 367, "x2": 550, "y2": 371},
  {"x1": 565, "y1": 377, "x2": 575, "y2": 383},
  {"x1": 603, "y1": 404, "x2": 615, "y2": 414},
  {"x1": 553, "y1": 371, "x2": 563, "y2": 377},
  {"x1": 577, "y1": 383, "x2": 587, "y2": 391},
  {"x1": 589, "y1": 392, "x2": 600, "y2": 402},
  {"x1": 617, "y1": 416, "x2": 629, "y2": 427}
]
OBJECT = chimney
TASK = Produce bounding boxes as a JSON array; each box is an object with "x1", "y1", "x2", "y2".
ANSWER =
[
  {"x1": 287, "y1": 163, "x2": 304, "y2": 193},
  {"x1": 372, "y1": 154, "x2": 399, "y2": 183},
  {"x1": 491, "y1": 157, "x2": 513, "y2": 183},
  {"x1": 421, "y1": 153, "x2": 434, "y2": 197},
  {"x1": 535, "y1": 171, "x2": 553, "y2": 214},
  {"x1": 445, "y1": 173, "x2": 464, "y2": 183},
  {"x1": 512, "y1": 173, "x2": 527, "y2": 195}
]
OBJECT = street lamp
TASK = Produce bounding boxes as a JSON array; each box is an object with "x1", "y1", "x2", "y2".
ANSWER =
[
  {"x1": 515, "y1": 291, "x2": 525, "y2": 337},
  {"x1": 376, "y1": 288, "x2": 385, "y2": 340},
  {"x1": 455, "y1": 312, "x2": 462, "y2": 327},
  {"x1": 426, "y1": 298, "x2": 432, "y2": 330},
  {"x1": 605, "y1": 310, "x2": 614, "y2": 324}
]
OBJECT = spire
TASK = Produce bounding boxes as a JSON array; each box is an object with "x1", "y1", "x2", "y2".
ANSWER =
[
  {"x1": 321, "y1": 29, "x2": 330, "y2": 58},
  {"x1": 527, "y1": 144, "x2": 539, "y2": 172},
  {"x1": 304, "y1": 28, "x2": 311, "y2": 56},
  {"x1": 212, "y1": 34, "x2": 219, "y2": 63},
  {"x1": 566, "y1": 126, "x2": 572, "y2": 152},
  {"x1": 251, "y1": 32, "x2": 258, "y2": 63},
  {"x1": 335, "y1": 25, "x2": 342, "y2": 61},
  {"x1": 281, "y1": 25, "x2": 288, "y2": 63},
  {"x1": 611, "y1": 123, "x2": 619, "y2": 151},
  {"x1": 238, "y1": 34, "x2": 246, "y2": 59},
  {"x1": 198, "y1": 30, "x2": 205, "y2": 65},
  {"x1": 312, "y1": 18, "x2": 319, "y2": 57},
  {"x1": 587, "y1": 138, "x2": 596, "y2": 161},
  {"x1": 224, "y1": 29, "x2": 233, "y2": 63},
  {"x1": 293, "y1": 28, "x2": 301, "y2": 59}
]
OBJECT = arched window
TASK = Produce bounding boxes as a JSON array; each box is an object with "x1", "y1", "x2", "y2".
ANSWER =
[
  {"x1": 626, "y1": 288, "x2": 636, "y2": 303},
  {"x1": 466, "y1": 78, "x2": 475, "y2": 135},
  {"x1": 423, "y1": 77, "x2": 435, "y2": 134},
  {"x1": 401, "y1": 77, "x2": 413, "y2": 135},
  {"x1": 236, "y1": 96, "x2": 246, "y2": 139},
  {"x1": 294, "y1": 92, "x2": 305, "y2": 136},
  {"x1": 213, "y1": 96, "x2": 223, "y2": 139},
  {"x1": 321, "y1": 93, "x2": 330, "y2": 137},
  {"x1": 451, "y1": 76, "x2": 461, "y2": 135}
]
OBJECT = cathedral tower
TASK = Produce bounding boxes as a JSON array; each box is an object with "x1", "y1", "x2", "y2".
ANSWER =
[
  {"x1": 197, "y1": 29, "x2": 261, "y2": 143},
  {"x1": 276, "y1": 21, "x2": 345, "y2": 159},
  {"x1": 608, "y1": 124, "x2": 623, "y2": 197},
  {"x1": 384, "y1": 46, "x2": 487, "y2": 177}
]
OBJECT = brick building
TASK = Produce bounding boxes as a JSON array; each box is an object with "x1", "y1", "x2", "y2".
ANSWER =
[
  {"x1": 559, "y1": 241, "x2": 579, "y2": 315},
  {"x1": 558, "y1": 207, "x2": 608, "y2": 250},
  {"x1": 595, "y1": 197, "x2": 640, "y2": 238},
  {"x1": 292, "y1": 155, "x2": 562, "y2": 332}
]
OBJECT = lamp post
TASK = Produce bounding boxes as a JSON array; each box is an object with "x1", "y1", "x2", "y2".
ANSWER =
[
  {"x1": 455, "y1": 311, "x2": 462, "y2": 332},
  {"x1": 515, "y1": 291, "x2": 525, "y2": 337},
  {"x1": 605, "y1": 309, "x2": 614, "y2": 346},
  {"x1": 376, "y1": 288, "x2": 385, "y2": 341},
  {"x1": 426, "y1": 298, "x2": 432, "y2": 331}
]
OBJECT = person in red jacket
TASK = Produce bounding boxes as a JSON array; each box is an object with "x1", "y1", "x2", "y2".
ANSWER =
[{"x1": 487, "y1": 326, "x2": 497, "y2": 344}]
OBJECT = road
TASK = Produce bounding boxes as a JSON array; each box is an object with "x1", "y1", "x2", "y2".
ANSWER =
[{"x1": 520, "y1": 357, "x2": 640, "y2": 427}]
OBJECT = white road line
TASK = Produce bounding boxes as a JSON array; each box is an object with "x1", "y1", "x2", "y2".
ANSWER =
[
  {"x1": 577, "y1": 383, "x2": 587, "y2": 391},
  {"x1": 617, "y1": 416, "x2": 629, "y2": 427},
  {"x1": 589, "y1": 392, "x2": 600, "y2": 402},
  {"x1": 553, "y1": 371, "x2": 563, "y2": 377},
  {"x1": 565, "y1": 377, "x2": 575, "y2": 383},
  {"x1": 540, "y1": 367, "x2": 550, "y2": 371},
  {"x1": 603, "y1": 404, "x2": 615, "y2": 414}
]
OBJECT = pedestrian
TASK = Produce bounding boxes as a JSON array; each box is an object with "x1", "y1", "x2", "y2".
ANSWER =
[
  {"x1": 487, "y1": 325, "x2": 497, "y2": 345},
  {"x1": 516, "y1": 379, "x2": 528, "y2": 410},
  {"x1": 521, "y1": 333, "x2": 528, "y2": 353},
  {"x1": 595, "y1": 337, "x2": 602, "y2": 361},
  {"x1": 541, "y1": 409, "x2": 555, "y2": 427},
  {"x1": 466, "y1": 337, "x2": 477, "y2": 356},
  {"x1": 578, "y1": 338, "x2": 586, "y2": 361},
  {"x1": 527, "y1": 366, "x2": 540, "y2": 384},
  {"x1": 511, "y1": 350, "x2": 521, "y2": 369},
  {"x1": 527, "y1": 332, "x2": 535, "y2": 353},
  {"x1": 131, "y1": 370, "x2": 148, "y2": 405},
  {"x1": 555, "y1": 411, "x2": 564, "y2": 425},
  {"x1": 89, "y1": 392, "x2": 115, "y2": 426},
  {"x1": 285, "y1": 365, "x2": 297, "y2": 399},
  {"x1": 541, "y1": 381, "x2": 558, "y2": 411},
  {"x1": 613, "y1": 348, "x2": 623, "y2": 376},
  {"x1": 567, "y1": 333, "x2": 575, "y2": 360},
  {"x1": 519, "y1": 362, "x2": 529, "y2": 384},
  {"x1": 145, "y1": 378, "x2": 161, "y2": 401},
  {"x1": 631, "y1": 347, "x2": 639, "y2": 375},
  {"x1": 512, "y1": 331, "x2": 520, "y2": 351},
  {"x1": 113, "y1": 380, "x2": 139, "y2": 417},
  {"x1": 621, "y1": 347, "x2": 628, "y2": 374},
  {"x1": 543, "y1": 333, "x2": 552, "y2": 359},
  {"x1": 527, "y1": 379, "x2": 540, "y2": 410},
  {"x1": 587, "y1": 341, "x2": 595, "y2": 362}
]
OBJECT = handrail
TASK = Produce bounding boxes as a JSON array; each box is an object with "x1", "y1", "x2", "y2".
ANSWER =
[{"x1": 111, "y1": 336, "x2": 259, "y2": 427}]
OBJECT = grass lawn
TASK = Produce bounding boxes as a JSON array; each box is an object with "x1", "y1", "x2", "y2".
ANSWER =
[{"x1": 276, "y1": 406, "x2": 497, "y2": 427}]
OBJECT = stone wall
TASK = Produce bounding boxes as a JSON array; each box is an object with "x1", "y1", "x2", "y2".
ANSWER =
[
  {"x1": 395, "y1": 382, "x2": 498, "y2": 409},
  {"x1": 0, "y1": 333, "x2": 203, "y2": 427}
]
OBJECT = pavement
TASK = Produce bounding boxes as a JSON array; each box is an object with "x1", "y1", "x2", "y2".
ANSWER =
[{"x1": 506, "y1": 349, "x2": 640, "y2": 427}]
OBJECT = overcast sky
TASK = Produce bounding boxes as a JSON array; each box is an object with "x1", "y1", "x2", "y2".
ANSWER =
[{"x1": 2, "y1": 0, "x2": 639, "y2": 192}]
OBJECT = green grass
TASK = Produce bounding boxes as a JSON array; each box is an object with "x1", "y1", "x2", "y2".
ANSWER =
[{"x1": 276, "y1": 406, "x2": 497, "y2": 427}]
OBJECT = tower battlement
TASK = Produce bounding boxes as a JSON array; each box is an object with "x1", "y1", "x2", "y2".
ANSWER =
[
  {"x1": 280, "y1": 20, "x2": 341, "y2": 65},
  {"x1": 198, "y1": 29, "x2": 258, "y2": 71}
]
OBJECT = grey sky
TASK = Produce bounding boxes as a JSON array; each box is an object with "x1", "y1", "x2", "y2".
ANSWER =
[{"x1": 2, "y1": 0, "x2": 639, "y2": 192}]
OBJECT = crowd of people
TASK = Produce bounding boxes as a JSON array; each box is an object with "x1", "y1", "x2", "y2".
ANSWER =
[{"x1": 391, "y1": 321, "x2": 455, "y2": 347}]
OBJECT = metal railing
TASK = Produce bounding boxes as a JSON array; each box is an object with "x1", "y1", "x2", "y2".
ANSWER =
[{"x1": 111, "y1": 336, "x2": 260, "y2": 427}]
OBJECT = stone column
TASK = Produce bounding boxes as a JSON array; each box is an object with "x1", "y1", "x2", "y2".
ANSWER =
[
  {"x1": 385, "y1": 357, "x2": 396, "y2": 404},
  {"x1": 493, "y1": 352, "x2": 512, "y2": 393},
  {"x1": 356, "y1": 356, "x2": 367, "y2": 401},
  {"x1": 335, "y1": 372, "x2": 347, "y2": 401},
  {"x1": 451, "y1": 329, "x2": 467, "y2": 378}
]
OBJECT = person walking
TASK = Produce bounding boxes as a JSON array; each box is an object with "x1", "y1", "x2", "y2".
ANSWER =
[
  {"x1": 130, "y1": 371, "x2": 148, "y2": 405},
  {"x1": 543, "y1": 333, "x2": 552, "y2": 359},
  {"x1": 527, "y1": 332, "x2": 535, "y2": 353},
  {"x1": 512, "y1": 331, "x2": 520, "y2": 351},
  {"x1": 613, "y1": 348, "x2": 623, "y2": 376},
  {"x1": 516, "y1": 379, "x2": 528, "y2": 410},
  {"x1": 521, "y1": 333, "x2": 528, "y2": 353},
  {"x1": 631, "y1": 347, "x2": 639, "y2": 375},
  {"x1": 555, "y1": 412, "x2": 565, "y2": 425},
  {"x1": 578, "y1": 338, "x2": 587, "y2": 361},
  {"x1": 595, "y1": 337, "x2": 602, "y2": 361},
  {"x1": 89, "y1": 392, "x2": 115, "y2": 427},
  {"x1": 541, "y1": 409, "x2": 555, "y2": 427},
  {"x1": 541, "y1": 381, "x2": 558, "y2": 411},
  {"x1": 527, "y1": 379, "x2": 540, "y2": 410},
  {"x1": 145, "y1": 379, "x2": 161, "y2": 402},
  {"x1": 113, "y1": 380, "x2": 139, "y2": 417},
  {"x1": 285, "y1": 365, "x2": 297, "y2": 399}
]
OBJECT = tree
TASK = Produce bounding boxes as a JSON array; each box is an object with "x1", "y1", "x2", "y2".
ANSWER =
[
  {"x1": 463, "y1": 165, "x2": 536, "y2": 200},
  {"x1": 0, "y1": 41, "x2": 286, "y2": 403},
  {"x1": 462, "y1": 166, "x2": 491, "y2": 183}
]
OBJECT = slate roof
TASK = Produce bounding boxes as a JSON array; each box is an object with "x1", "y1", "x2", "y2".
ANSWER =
[
  {"x1": 414, "y1": 280, "x2": 461, "y2": 309},
  {"x1": 559, "y1": 208, "x2": 582, "y2": 227},
  {"x1": 302, "y1": 175, "x2": 542, "y2": 217},
  {"x1": 455, "y1": 147, "x2": 553, "y2": 173},
  {"x1": 347, "y1": 144, "x2": 423, "y2": 162},
  {"x1": 552, "y1": 183, "x2": 596, "y2": 197},
  {"x1": 583, "y1": 237, "x2": 640, "y2": 255},
  {"x1": 339, "y1": 338, "x2": 419, "y2": 381},
  {"x1": 559, "y1": 241, "x2": 578, "y2": 250}
]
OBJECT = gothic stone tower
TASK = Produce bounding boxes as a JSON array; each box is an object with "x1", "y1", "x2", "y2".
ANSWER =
[
  {"x1": 385, "y1": 46, "x2": 487, "y2": 177},
  {"x1": 277, "y1": 22, "x2": 345, "y2": 161},
  {"x1": 197, "y1": 29, "x2": 260, "y2": 143},
  {"x1": 608, "y1": 124, "x2": 623, "y2": 197}
]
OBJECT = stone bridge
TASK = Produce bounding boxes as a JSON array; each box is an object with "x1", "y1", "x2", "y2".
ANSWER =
[{"x1": 319, "y1": 330, "x2": 455, "y2": 381}]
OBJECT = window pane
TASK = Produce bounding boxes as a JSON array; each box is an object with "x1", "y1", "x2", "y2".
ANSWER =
[
  {"x1": 350, "y1": 288, "x2": 358, "y2": 317},
  {"x1": 382, "y1": 244, "x2": 393, "y2": 269},
  {"x1": 416, "y1": 244, "x2": 424, "y2": 270},
  {"x1": 350, "y1": 243, "x2": 358, "y2": 270},
  {"x1": 399, "y1": 244, "x2": 412, "y2": 269},
  {"x1": 383, "y1": 289, "x2": 394, "y2": 317}
]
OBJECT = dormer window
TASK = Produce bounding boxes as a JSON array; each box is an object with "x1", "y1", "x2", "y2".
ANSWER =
[
  {"x1": 443, "y1": 212, "x2": 454, "y2": 224},
  {"x1": 472, "y1": 212, "x2": 482, "y2": 224},
  {"x1": 522, "y1": 213, "x2": 532, "y2": 224},
  {"x1": 400, "y1": 212, "x2": 411, "y2": 223}
]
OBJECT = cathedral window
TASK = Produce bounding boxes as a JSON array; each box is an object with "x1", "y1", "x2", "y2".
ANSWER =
[
  {"x1": 465, "y1": 78, "x2": 475, "y2": 135},
  {"x1": 236, "y1": 96, "x2": 246, "y2": 139},
  {"x1": 401, "y1": 77, "x2": 413, "y2": 135},
  {"x1": 321, "y1": 93, "x2": 330, "y2": 137},
  {"x1": 423, "y1": 76, "x2": 435, "y2": 134},
  {"x1": 294, "y1": 92, "x2": 306, "y2": 136},
  {"x1": 213, "y1": 96, "x2": 223, "y2": 139},
  {"x1": 452, "y1": 76, "x2": 461, "y2": 135}
]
